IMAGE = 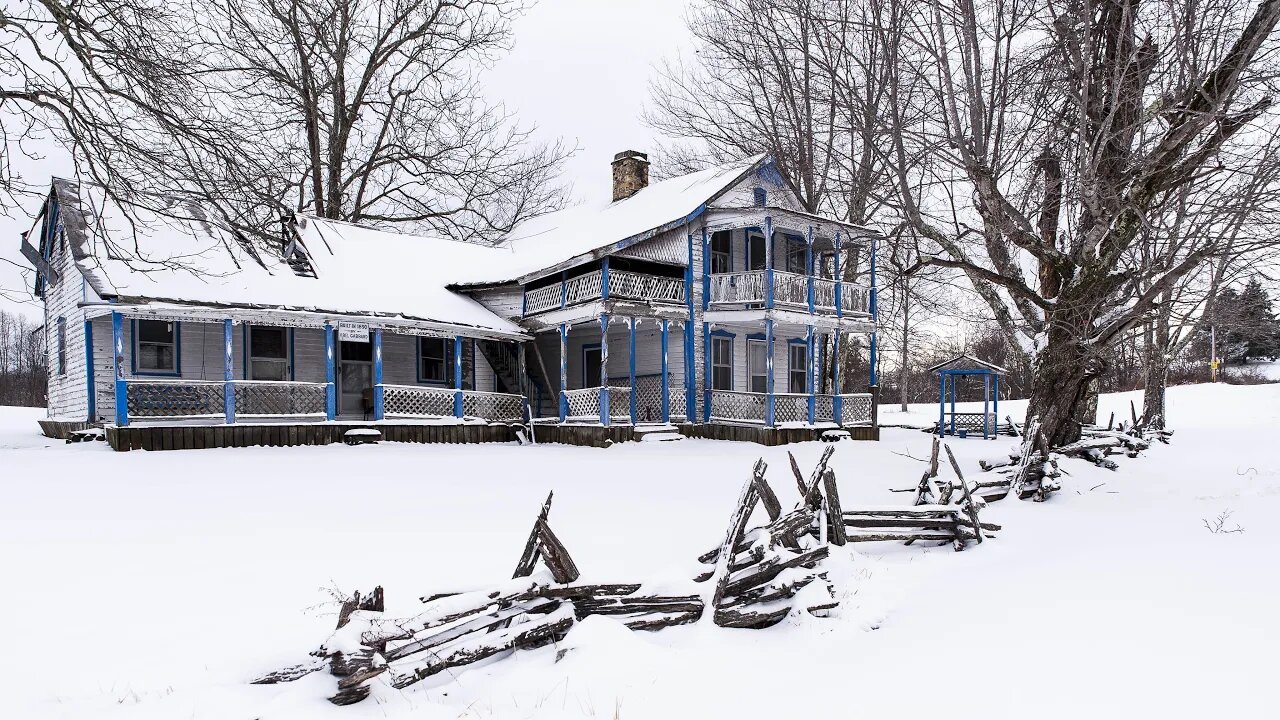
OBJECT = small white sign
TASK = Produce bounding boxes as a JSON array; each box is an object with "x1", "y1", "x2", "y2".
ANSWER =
[{"x1": 338, "y1": 322, "x2": 371, "y2": 343}]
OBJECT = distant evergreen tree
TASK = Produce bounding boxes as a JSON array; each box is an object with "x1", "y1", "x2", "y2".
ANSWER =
[{"x1": 1194, "y1": 278, "x2": 1280, "y2": 363}]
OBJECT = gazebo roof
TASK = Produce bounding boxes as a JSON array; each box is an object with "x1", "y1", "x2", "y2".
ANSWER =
[{"x1": 926, "y1": 354, "x2": 1008, "y2": 375}]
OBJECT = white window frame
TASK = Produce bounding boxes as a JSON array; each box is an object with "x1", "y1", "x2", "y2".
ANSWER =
[
  {"x1": 248, "y1": 325, "x2": 291, "y2": 381},
  {"x1": 788, "y1": 343, "x2": 808, "y2": 394},
  {"x1": 747, "y1": 338, "x2": 768, "y2": 393},
  {"x1": 711, "y1": 336, "x2": 733, "y2": 390},
  {"x1": 134, "y1": 319, "x2": 178, "y2": 375}
]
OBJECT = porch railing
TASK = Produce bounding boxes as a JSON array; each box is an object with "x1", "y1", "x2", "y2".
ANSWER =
[
  {"x1": 814, "y1": 394, "x2": 835, "y2": 423},
  {"x1": 839, "y1": 393, "x2": 874, "y2": 425},
  {"x1": 563, "y1": 387, "x2": 601, "y2": 420},
  {"x1": 461, "y1": 391, "x2": 525, "y2": 422},
  {"x1": 525, "y1": 269, "x2": 685, "y2": 316},
  {"x1": 382, "y1": 384, "x2": 455, "y2": 418},
  {"x1": 773, "y1": 393, "x2": 809, "y2": 424},
  {"x1": 125, "y1": 379, "x2": 225, "y2": 419},
  {"x1": 232, "y1": 380, "x2": 327, "y2": 417},
  {"x1": 382, "y1": 384, "x2": 526, "y2": 422},
  {"x1": 709, "y1": 270, "x2": 871, "y2": 316},
  {"x1": 607, "y1": 386, "x2": 631, "y2": 423},
  {"x1": 709, "y1": 390, "x2": 767, "y2": 423}
]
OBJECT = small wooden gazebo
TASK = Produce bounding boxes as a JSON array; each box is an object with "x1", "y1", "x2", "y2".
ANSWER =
[{"x1": 927, "y1": 354, "x2": 1006, "y2": 439}]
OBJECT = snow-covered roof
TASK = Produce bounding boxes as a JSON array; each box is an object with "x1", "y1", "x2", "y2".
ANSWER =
[
  {"x1": 453, "y1": 154, "x2": 768, "y2": 285},
  {"x1": 54, "y1": 181, "x2": 526, "y2": 338},
  {"x1": 926, "y1": 354, "x2": 1008, "y2": 374}
]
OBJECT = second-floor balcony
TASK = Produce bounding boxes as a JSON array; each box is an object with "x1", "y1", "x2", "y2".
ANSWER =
[
  {"x1": 709, "y1": 270, "x2": 870, "y2": 315},
  {"x1": 524, "y1": 268, "x2": 685, "y2": 316}
]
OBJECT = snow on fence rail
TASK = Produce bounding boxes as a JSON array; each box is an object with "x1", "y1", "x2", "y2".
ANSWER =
[{"x1": 252, "y1": 446, "x2": 1002, "y2": 706}]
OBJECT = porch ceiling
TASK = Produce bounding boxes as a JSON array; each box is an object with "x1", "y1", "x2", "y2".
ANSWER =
[{"x1": 703, "y1": 307, "x2": 875, "y2": 335}]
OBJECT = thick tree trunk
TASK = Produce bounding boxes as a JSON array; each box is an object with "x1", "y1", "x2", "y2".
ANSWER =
[
  {"x1": 1142, "y1": 313, "x2": 1172, "y2": 430},
  {"x1": 1025, "y1": 322, "x2": 1107, "y2": 447}
]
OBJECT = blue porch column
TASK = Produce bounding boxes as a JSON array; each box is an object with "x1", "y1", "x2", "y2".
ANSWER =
[
  {"x1": 372, "y1": 329, "x2": 384, "y2": 420},
  {"x1": 765, "y1": 318, "x2": 775, "y2": 426},
  {"x1": 701, "y1": 229, "x2": 710, "y2": 311},
  {"x1": 601, "y1": 257, "x2": 611, "y2": 300},
  {"x1": 558, "y1": 323, "x2": 568, "y2": 421},
  {"x1": 84, "y1": 320, "x2": 96, "y2": 421},
  {"x1": 949, "y1": 372, "x2": 957, "y2": 435},
  {"x1": 938, "y1": 373, "x2": 946, "y2": 438},
  {"x1": 993, "y1": 374, "x2": 1000, "y2": 427},
  {"x1": 806, "y1": 226, "x2": 815, "y2": 313},
  {"x1": 223, "y1": 319, "x2": 235, "y2": 424},
  {"x1": 660, "y1": 319, "x2": 671, "y2": 423},
  {"x1": 983, "y1": 373, "x2": 991, "y2": 439},
  {"x1": 832, "y1": 330, "x2": 842, "y2": 424},
  {"x1": 628, "y1": 318, "x2": 638, "y2": 424},
  {"x1": 599, "y1": 314, "x2": 610, "y2": 425},
  {"x1": 702, "y1": 322, "x2": 712, "y2": 422},
  {"x1": 324, "y1": 324, "x2": 336, "y2": 420},
  {"x1": 806, "y1": 324, "x2": 815, "y2": 424},
  {"x1": 764, "y1": 215, "x2": 775, "y2": 308},
  {"x1": 453, "y1": 336, "x2": 465, "y2": 418},
  {"x1": 111, "y1": 311, "x2": 128, "y2": 426},
  {"x1": 833, "y1": 231, "x2": 843, "y2": 318},
  {"x1": 685, "y1": 231, "x2": 698, "y2": 422}
]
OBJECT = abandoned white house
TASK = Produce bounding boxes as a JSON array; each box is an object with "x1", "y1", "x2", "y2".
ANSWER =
[{"x1": 21, "y1": 153, "x2": 881, "y2": 449}]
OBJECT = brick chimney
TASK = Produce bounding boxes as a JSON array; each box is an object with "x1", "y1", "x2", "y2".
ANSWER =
[{"x1": 611, "y1": 150, "x2": 650, "y2": 202}]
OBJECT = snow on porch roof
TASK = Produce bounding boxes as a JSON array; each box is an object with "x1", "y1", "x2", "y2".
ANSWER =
[
  {"x1": 926, "y1": 354, "x2": 1008, "y2": 374},
  {"x1": 60, "y1": 184, "x2": 525, "y2": 338}
]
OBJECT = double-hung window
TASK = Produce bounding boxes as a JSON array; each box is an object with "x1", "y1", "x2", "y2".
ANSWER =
[
  {"x1": 711, "y1": 336, "x2": 733, "y2": 390},
  {"x1": 248, "y1": 326, "x2": 289, "y2": 380},
  {"x1": 419, "y1": 337, "x2": 451, "y2": 385},
  {"x1": 710, "y1": 231, "x2": 732, "y2": 274},
  {"x1": 789, "y1": 343, "x2": 808, "y2": 393},
  {"x1": 135, "y1": 319, "x2": 177, "y2": 374},
  {"x1": 747, "y1": 338, "x2": 768, "y2": 393}
]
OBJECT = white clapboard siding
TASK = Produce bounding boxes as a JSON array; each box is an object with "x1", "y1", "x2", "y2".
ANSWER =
[
  {"x1": 615, "y1": 227, "x2": 688, "y2": 266},
  {"x1": 470, "y1": 286, "x2": 525, "y2": 320}
]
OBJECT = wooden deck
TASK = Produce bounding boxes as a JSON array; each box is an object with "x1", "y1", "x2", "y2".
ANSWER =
[{"x1": 103, "y1": 422, "x2": 517, "y2": 451}]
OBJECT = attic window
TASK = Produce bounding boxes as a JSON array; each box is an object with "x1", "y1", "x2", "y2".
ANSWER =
[{"x1": 753, "y1": 187, "x2": 767, "y2": 207}]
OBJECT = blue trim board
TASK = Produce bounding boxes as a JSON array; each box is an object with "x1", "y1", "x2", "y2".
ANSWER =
[
  {"x1": 84, "y1": 320, "x2": 96, "y2": 421},
  {"x1": 129, "y1": 319, "x2": 182, "y2": 377},
  {"x1": 112, "y1": 311, "x2": 128, "y2": 426},
  {"x1": 324, "y1": 324, "x2": 337, "y2": 420}
]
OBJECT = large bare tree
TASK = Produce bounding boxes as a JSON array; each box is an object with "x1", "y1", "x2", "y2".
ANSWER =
[{"x1": 889, "y1": 0, "x2": 1280, "y2": 444}]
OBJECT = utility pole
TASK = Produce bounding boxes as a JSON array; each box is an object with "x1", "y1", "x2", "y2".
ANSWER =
[{"x1": 1210, "y1": 324, "x2": 1218, "y2": 382}]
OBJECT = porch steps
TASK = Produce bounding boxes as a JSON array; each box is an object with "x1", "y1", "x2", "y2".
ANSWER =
[{"x1": 634, "y1": 424, "x2": 684, "y2": 443}]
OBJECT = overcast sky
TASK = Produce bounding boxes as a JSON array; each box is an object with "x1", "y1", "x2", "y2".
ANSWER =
[{"x1": 0, "y1": 0, "x2": 694, "y2": 319}]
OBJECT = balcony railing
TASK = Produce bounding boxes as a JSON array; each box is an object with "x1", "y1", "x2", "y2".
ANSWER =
[
  {"x1": 709, "y1": 270, "x2": 870, "y2": 315},
  {"x1": 524, "y1": 269, "x2": 685, "y2": 315}
]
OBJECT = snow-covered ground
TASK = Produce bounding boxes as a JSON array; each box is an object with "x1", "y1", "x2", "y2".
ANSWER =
[{"x1": 2, "y1": 384, "x2": 1277, "y2": 719}]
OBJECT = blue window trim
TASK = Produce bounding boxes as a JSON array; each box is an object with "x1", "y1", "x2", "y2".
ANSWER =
[
  {"x1": 416, "y1": 336, "x2": 452, "y2": 386},
  {"x1": 130, "y1": 319, "x2": 182, "y2": 377},
  {"x1": 582, "y1": 342, "x2": 602, "y2": 388},
  {"x1": 745, "y1": 227, "x2": 766, "y2": 271},
  {"x1": 709, "y1": 329, "x2": 735, "y2": 391},
  {"x1": 243, "y1": 324, "x2": 295, "y2": 381},
  {"x1": 787, "y1": 338, "x2": 809, "y2": 393}
]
